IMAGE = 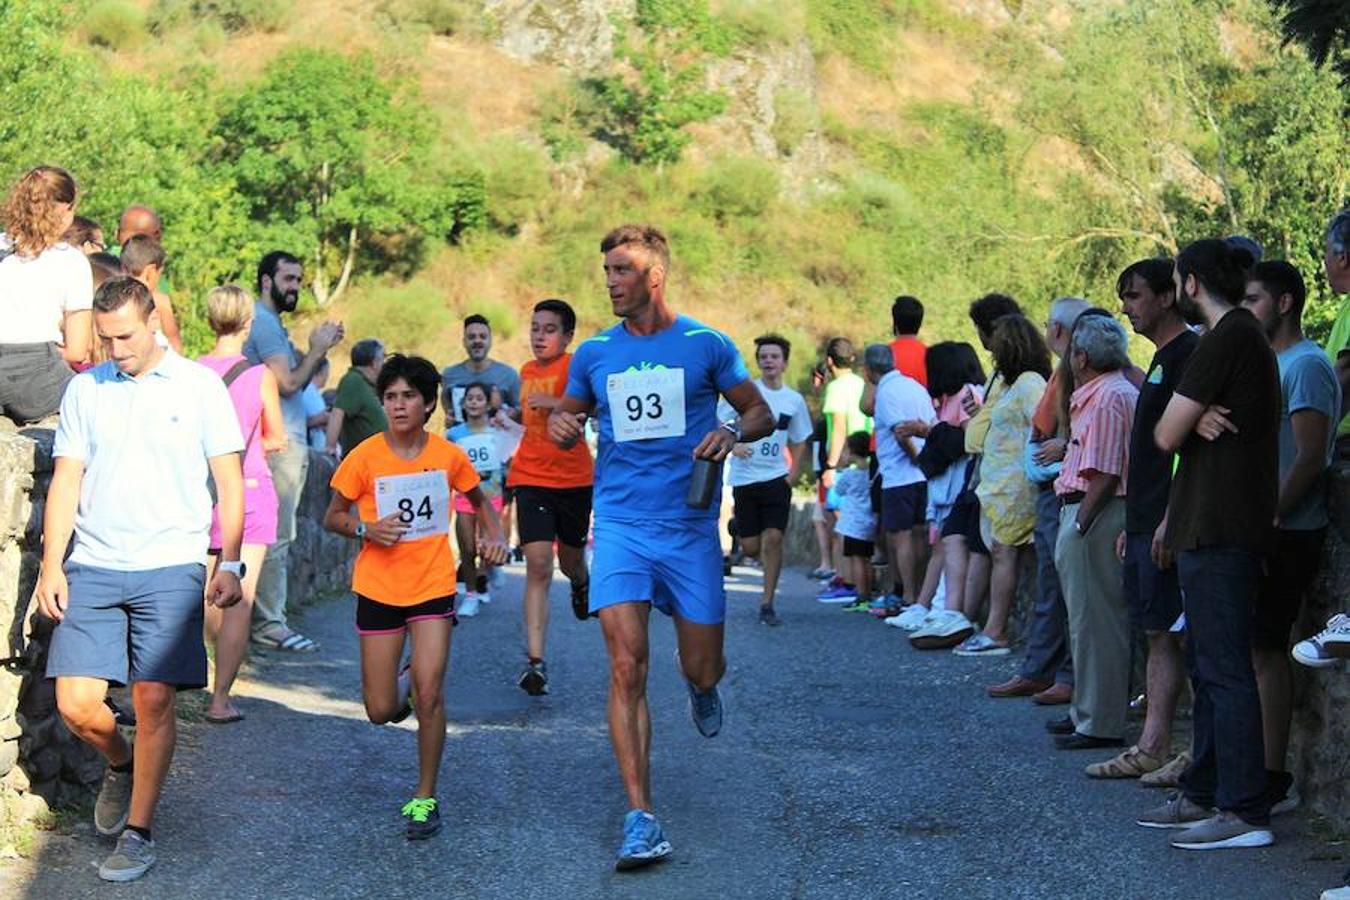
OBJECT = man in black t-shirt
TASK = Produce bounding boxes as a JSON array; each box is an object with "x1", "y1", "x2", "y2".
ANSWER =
[
  {"x1": 1139, "y1": 239, "x2": 1280, "y2": 851},
  {"x1": 1086, "y1": 260, "x2": 1197, "y2": 784}
]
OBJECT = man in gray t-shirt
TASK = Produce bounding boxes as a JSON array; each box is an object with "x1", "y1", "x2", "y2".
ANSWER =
[
  {"x1": 1242, "y1": 259, "x2": 1341, "y2": 815},
  {"x1": 241, "y1": 251, "x2": 343, "y2": 651},
  {"x1": 441, "y1": 313, "x2": 520, "y2": 427}
]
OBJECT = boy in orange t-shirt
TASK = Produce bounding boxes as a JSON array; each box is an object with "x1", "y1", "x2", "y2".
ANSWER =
[
  {"x1": 508, "y1": 299, "x2": 594, "y2": 696},
  {"x1": 324, "y1": 354, "x2": 507, "y2": 841}
]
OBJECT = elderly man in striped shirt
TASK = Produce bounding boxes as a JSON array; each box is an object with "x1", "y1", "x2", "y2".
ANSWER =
[{"x1": 1049, "y1": 314, "x2": 1140, "y2": 751}]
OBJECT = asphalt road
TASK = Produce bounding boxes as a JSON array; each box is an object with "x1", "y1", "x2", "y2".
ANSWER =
[{"x1": 5, "y1": 562, "x2": 1342, "y2": 899}]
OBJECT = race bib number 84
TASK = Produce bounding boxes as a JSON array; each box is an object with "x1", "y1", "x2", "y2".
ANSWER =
[
  {"x1": 606, "y1": 368, "x2": 686, "y2": 442},
  {"x1": 374, "y1": 472, "x2": 451, "y2": 541}
]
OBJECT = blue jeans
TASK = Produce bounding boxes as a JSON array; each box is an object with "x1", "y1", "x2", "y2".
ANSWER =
[
  {"x1": 1019, "y1": 487, "x2": 1073, "y2": 685},
  {"x1": 1177, "y1": 547, "x2": 1270, "y2": 824}
]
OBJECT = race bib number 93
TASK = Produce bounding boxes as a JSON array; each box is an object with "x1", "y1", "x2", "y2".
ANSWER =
[{"x1": 606, "y1": 368, "x2": 686, "y2": 442}]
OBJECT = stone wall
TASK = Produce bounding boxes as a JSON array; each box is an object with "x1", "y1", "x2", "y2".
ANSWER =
[{"x1": 0, "y1": 428, "x2": 354, "y2": 826}]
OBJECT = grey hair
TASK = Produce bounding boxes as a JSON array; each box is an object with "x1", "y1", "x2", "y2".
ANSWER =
[
  {"x1": 351, "y1": 338, "x2": 385, "y2": 368},
  {"x1": 1327, "y1": 210, "x2": 1350, "y2": 256},
  {"x1": 862, "y1": 343, "x2": 894, "y2": 376},
  {"x1": 1049, "y1": 296, "x2": 1090, "y2": 329},
  {"x1": 1070, "y1": 315, "x2": 1130, "y2": 372}
]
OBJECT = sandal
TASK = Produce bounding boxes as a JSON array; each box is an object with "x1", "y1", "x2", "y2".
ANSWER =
[
  {"x1": 251, "y1": 630, "x2": 320, "y2": 653},
  {"x1": 1084, "y1": 744, "x2": 1163, "y2": 779}
]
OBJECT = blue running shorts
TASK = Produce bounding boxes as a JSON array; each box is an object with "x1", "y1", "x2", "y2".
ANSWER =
[{"x1": 590, "y1": 517, "x2": 725, "y2": 625}]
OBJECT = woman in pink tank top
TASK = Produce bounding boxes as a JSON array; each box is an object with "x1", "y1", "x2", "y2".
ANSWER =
[{"x1": 196, "y1": 285, "x2": 287, "y2": 724}]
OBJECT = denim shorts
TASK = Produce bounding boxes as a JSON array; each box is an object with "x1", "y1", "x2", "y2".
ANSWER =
[
  {"x1": 1123, "y1": 532, "x2": 1183, "y2": 633},
  {"x1": 590, "y1": 517, "x2": 725, "y2": 625},
  {"x1": 46, "y1": 562, "x2": 207, "y2": 689}
]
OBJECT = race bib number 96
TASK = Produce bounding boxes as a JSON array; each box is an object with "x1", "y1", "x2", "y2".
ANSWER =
[
  {"x1": 457, "y1": 433, "x2": 499, "y2": 475},
  {"x1": 374, "y1": 472, "x2": 451, "y2": 541},
  {"x1": 606, "y1": 368, "x2": 686, "y2": 442}
]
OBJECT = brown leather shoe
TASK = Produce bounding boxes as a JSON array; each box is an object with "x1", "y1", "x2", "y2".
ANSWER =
[
  {"x1": 1032, "y1": 682, "x2": 1073, "y2": 705},
  {"x1": 986, "y1": 676, "x2": 1050, "y2": 698}
]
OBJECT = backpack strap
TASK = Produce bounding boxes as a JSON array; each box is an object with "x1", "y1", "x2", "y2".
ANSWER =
[{"x1": 221, "y1": 358, "x2": 252, "y2": 387}]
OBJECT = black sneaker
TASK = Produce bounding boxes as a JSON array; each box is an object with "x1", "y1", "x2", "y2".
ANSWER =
[
  {"x1": 571, "y1": 580, "x2": 591, "y2": 621},
  {"x1": 1045, "y1": 715, "x2": 1074, "y2": 735},
  {"x1": 758, "y1": 607, "x2": 782, "y2": 627},
  {"x1": 518, "y1": 661, "x2": 549, "y2": 696},
  {"x1": 401, "y1": 797, "x2": 441, "y2": 840}
]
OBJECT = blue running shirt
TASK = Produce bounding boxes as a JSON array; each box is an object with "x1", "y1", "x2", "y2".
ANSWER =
[{"x1": 566, "y1": 315, "x2": 751, "y2": 521}]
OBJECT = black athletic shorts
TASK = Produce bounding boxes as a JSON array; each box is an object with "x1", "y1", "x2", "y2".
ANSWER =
[
  {"x1": 940, "y1": 489, "x2": 989, "y2": 556},
  {"x1": 732, "y1": 477, "x2": 791, "y2": 538},
  {"x1": 514, "y1": 485, "x2": 593, "y2": 548},
  {"x1": 843, "y1": 536, "x2": 875, "y2": 559},
  {"x1": 1254, "y1": 528, "x2": 1325, "y2": 650},
  {"x1": 355, "y1": 594, "x2": 456, "y2": 635},
  {"x1": 1123, "y1": 532, "x2": 1182, "y2": 633}
]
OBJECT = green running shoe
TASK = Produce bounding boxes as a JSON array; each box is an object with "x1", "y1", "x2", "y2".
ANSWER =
[{"x1": 401, "y1": 797, "x2": 442, "y2": 840}]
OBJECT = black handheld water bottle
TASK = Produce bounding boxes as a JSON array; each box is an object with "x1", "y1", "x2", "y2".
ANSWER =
[{"x1": 685, "y1": 456, "x2": 722, "y2": 509}]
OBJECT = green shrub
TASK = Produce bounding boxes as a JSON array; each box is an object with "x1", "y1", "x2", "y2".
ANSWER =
[
  {"x1": 378, "y1": 0, "x2": 476, "y2": 36},
  {"x1": 696, "y1": 156, "x2": 780, "y2": 221},
  {"x1": 84, "y1": 0, "x2": 146, "y2": 50},
  {"x1": 771, "y1": 88, "x2": 818, "y2": 155},
  {"x1": 150, "y1": 0, "x2": 290, "y2": 35},
  {"x1": 347, "y1": 282, "x2": 456, "y2": 357},
  {"x1": 716, "y1": 0, "x2": 806, "y2": 47}
]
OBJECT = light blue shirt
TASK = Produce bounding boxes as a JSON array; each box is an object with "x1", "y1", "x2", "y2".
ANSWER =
[
  {"x1": 54, "y1": 351, "x2": 244, "y2": 571},
  {"x1": 243, "y1": 301, "x2": 307, "y2": 441},
  {"x1": 1277, "y1": 338, "x2": 1341, "y2": 531},
  {"x1": 872, "y1": 370, "x2": 934, "y2": 489}
]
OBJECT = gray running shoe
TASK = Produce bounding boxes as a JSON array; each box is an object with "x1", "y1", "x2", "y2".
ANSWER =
[
  {"x1": 686, "y1": 679, "x2": 723, "y2": 738},
  {"x1": 1136, "y1": 792, "x2": 1213, "y2": 829},
  {"x1": 98, "y1": 829, "x2": 155, "y2": 882},
  {"x1": 94, "y1": 765, "x2": 133, "y2": 836},
  {"x1": 1170, "y1": 812, "x2": 1274, "y2": 850},
  {"x1": 389, "y1": 661, "x2": 414, "y2": 724}
]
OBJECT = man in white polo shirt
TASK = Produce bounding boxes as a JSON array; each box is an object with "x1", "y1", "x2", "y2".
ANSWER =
[
  {"x1": 863, "y1": 343, "x2": 936, "y2": 611},
  {"x1": 720, "y1": 334, "x2": 812, "y2": 625},
  {"x1": 37, "y1": 277, "x2": 246, "y2": 883}
]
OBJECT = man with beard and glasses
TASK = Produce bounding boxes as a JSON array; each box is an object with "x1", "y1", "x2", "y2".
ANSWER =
[
  {"x1": 1141, "y1": 238, "x2": 1280, "y2": 851},
  {"x1": 243, "y1": 250, "x2": 344, "y2": 652}
]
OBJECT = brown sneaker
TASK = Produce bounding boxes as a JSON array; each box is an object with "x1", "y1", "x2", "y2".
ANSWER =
[
  {"x1": 1085, "y1": 744, "x2": 1164, "y2": 779},
  {"x1": 1170, "y1": 812, "x2": 1274, "y2": 850},
  {"x1": 1031, "y1": 682, "x2": 1072, "y2": 705},
  {"x1": 987, "y1": 676, "x2": 1050, "y2": 698},
  {"x1": 1136, "y1": 792, "x2": 1213, "y2": 829},
  {"x1": 1140, "y1": 751, "x2": 1192, "y2": 789}
]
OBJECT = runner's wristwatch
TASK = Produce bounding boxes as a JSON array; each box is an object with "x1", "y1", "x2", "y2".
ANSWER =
[
  {"x1": 355, "y1": 522, "x2": 367, "y2": 540},
  {"x1": 219, "y1": 560, "x2": 247, "y2": 578},
  {"x1": 720, "y1": 420, "x2": 742, "y2": 441}
]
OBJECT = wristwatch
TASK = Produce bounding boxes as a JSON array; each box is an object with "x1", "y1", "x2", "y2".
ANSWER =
[
  {"x1": 219, "y1": 560, "x2": 247, "y2": 579},
  {"x1": 355, "y1": 521, "x2": 368, "y2": 540},
  {"x1": 720, "y1": 420, "x2": 742, "y2": 441}
]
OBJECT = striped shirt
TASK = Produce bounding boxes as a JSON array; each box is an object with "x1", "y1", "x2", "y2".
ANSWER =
[{"x1": 1054, "y1": 370, "x2": 1138, "y2": 497}]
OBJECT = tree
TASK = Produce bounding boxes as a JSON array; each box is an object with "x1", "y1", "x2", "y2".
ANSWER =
[
  {"x1": 583, "y1": 0, "x2": 728, "y2": 166},
  {"x1": 213, "y1": 49, "x2": 471, "y2": 306},
  {"x1": 1268, "y1": 0, "x2": 1350, "y2": 80}
]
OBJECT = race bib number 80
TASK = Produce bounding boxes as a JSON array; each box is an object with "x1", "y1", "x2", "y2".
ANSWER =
[
  {"x1": 606, "y1": 368, "x2": 686, "y2": 442},
  {"x1": 374, "y1": 472, "x2": 451, "y2": 541}
]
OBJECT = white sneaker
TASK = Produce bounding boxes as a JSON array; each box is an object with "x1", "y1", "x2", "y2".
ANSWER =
[
  {"x1": 1321, "y1": 884, "x2": 1350, "y2": 900},
  {"x1": 457, "y1": 592, "x2": 481, "y2": 618},
  {"x1": 911, "y1": 609, "x2": 970, "y2": 639},
  {"x1": 885, "y1": 604, "x2": 930, "y2": 631},
  {"x1": 1292, "y1": 613, "x2": 1350, "y2": 668}
]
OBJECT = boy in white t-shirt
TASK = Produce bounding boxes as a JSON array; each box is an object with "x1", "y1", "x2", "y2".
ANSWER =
[{"x1": 825, "y1": 432, "x2": 878, "y2": 607}]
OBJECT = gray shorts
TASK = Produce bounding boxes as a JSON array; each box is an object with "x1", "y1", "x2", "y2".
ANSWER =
[
  {"x1": 46, "y1": 562, "x2": 207, "y2": 689},
  {"x1": 0, "y1": 342, "x2": 73, "y2": 423}
]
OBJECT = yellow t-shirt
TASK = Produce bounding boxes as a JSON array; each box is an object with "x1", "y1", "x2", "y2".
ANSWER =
[{"x1": 331, "y1": 433, "x2": 480, "y2": 606}]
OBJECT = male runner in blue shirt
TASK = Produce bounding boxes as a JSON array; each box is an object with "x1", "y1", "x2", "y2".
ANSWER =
[{"x1": 549, "y1": 224, "x2": 773, "y2": 871}]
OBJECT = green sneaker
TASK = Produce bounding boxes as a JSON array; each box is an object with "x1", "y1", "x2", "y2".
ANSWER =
[
  {"x1": 843, "y1": 598, "x2": 871, "y2": 612},
  {"x1": 401, "y1": 797, "x2": 442, "y2": 840}
]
